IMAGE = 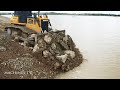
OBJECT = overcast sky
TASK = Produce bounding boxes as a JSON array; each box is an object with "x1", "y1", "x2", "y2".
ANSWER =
[{"x1": 0, "y1": 11, "x2": 120, "y2": 14}]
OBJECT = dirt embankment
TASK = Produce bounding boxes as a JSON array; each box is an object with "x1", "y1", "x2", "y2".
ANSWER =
[{"x1": 0, "y1": 16, "x2": 83, "y2": 79}]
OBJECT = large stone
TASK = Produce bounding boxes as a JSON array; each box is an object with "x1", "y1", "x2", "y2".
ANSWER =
[
  {"x1": 23, "y1": 40, "x2": 29, "y2": 47},
  {"x1": 33, "y1": 44, "x2": 39, "y2": 53},
  {"x1": 59, "y1": 40, "x2": 69, "y2": 50},
  {"x1": 53, "y1": 43, "x2": 64, "y2": 55},
  {"x1": 44, "y1": 34, "x2": 52, "y2": 44},
  {"x1": 50, "y1": 42, "x2": 64, "y2": 55},
  {"x1": 56, "y1": 54, "x2": 68, "y2": 63},
  {"x1": 51, "y1": 43, "x2": 56, "y2": 50},
  {"x1": 37, "y1": 39, "x2": 46, "y2": 51},
  {"x1": 64, "y1": 50, "x2": 75, "y2": 59},
  {"x1": 0, "y1": 46, "x2": 6, "y2": 51},
  {"x1": 14, "y1": 36, "x2": 20, "y2": 41},
  {"x1": 67, "y1": 35, "x2": 76, "y2": 50},
  {"x1": 43, "y1": 50, "x2": 52, "y2": 57},
  {"x1": 63, "y1": 35, "x2": 69, "y2": 43},
  {"x1": 61, "y1": 65, "x2": 70, "y2": 71},
  {"x1": 43, "y1": 30, "x2": 48, "y2": 34},
  {"x1": 26, "y1": 34, "x2": 37, "y2": 46},
  {"x1": 30, "y1": 34, "x2": 37, "y2": 39},
  {"x1": 54, "y1": 62, "x2": 61, "y2": 70},
  {"x1": 51, "y1": 33, "x2": 61, "y2": 43},
  {"x1": 49, "y1": 47, "x2": 55, "y2": 55},
  {"x1": 38, "y1": 39, "x2": 44, "y2": 47}
]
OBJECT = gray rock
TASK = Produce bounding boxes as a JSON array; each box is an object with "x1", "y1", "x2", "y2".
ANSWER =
[
  {"x1": 38, "y1": 39, "x2": 46, "y2": 49},
  {"x1": 30, "y1": 34, "x2": 37, "y2": 38},
  {"x1": 54, "y1": 62, "x2": 61, "y2": 70},
  {"x1": 53, "y1": 43, "x2": 64, "y2": 55},
  {"x1": 0, "y1": 46, "x2": 6, "y2": 51},
  {"x1": 67, "y1": 35, "x2": 76, "y2": 50},
  {"x1": 14, "y1": 36, "x2": 20, "y2": 41},
  {"x1": 23, "y1": 39, "x2": 29, "y2": 47},
  {"x1": 64, "y1": 50, "x2": 75, "y2": 59},
  {"x1": 49, "y1": 47, "x2": 55, "y2": 55},
  {"x1": 63, "y1": 35, "x2": 69, "y2": 43},
  {"x1": 43, "y1": 30, "x2": 48, "y2": 34},
  {"x1": 43, "y1": 50, "x2": 52, "y2": 57},
  {"x1": 59, "y1": 40, "x2": 69, "y2": 50},
  {"x1": 33, "y1": 44, "x2": 39, "y2": 53},
  {"x1": 44, "y1": 34, "x2": 52, "y2": 44},
  {"x1": 56, "y1": 54, "x2": 68, "y2": 63},
  {"x1": 33, "y1": 76, "x2": 37, "y2": 79},
  {"x1": 31, "y1": 34, "x2": 37, "y2": 45},
  {"x1": 62, "y1": 65, "x2": 70, "y2": 71},
  {"x1": 19, "y1": 42, "x2": 24, "y2": 46},
  {"x1": 51, "y1": 43, "x2": 56, "y2": 50}
]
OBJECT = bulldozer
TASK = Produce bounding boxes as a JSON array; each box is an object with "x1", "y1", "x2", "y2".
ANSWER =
[{"x1": 4, "y1": 11, "x2": 53, "y2": 46}]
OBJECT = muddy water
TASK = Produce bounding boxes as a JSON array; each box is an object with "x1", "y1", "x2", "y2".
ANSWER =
[
  {"x1": 48, "y1": 15, "x2": 120, "y2": 79},
  {"x1": 3, "y1": 15, "x2": 120, "y2": 79}
]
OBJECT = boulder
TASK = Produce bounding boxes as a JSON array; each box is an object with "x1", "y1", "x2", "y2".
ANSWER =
[
  {"x1": 37, "y1": 39, "x2": 46, "y2": 51},
  {"x1": 0, "y1": 46, "x2": 6, "y2": 51},
  {"x1": 59, "y1": 40, "x2": 69, "y2": 50},
  {"x1": 54, "y1": 62, "x2": 61, "y2": 70},
  {"x1": 64, "y1": 50, "x2": 75, "y2": 59},
  {"x1": 43, "y1": 50, "x2": 52, "y2": 57},
  {"x1": 63, "y1": 35, "x2": 69, "y2": 43},
  {"x1": 51, "y1": 43, "x2": 56, "y2": 50},
  {"x1": 33, "y1": 44, "x2": 39, "y2": 53},
  {"x1": 44, "y1": 34, "x2": 52, "y2": 44},
  {"x1": 56, "y1": 54, "x2": 68, "y2": 63}
]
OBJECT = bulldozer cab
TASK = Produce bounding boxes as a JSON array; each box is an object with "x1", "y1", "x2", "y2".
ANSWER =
[
  {"x1": 10, "y1": 11, "x2": 32, "y2": 25},
  {"x1": 14, "y1": 11, "x2": 32, "y2": 23}
]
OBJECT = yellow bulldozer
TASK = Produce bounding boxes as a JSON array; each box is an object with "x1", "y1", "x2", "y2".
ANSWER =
[
  {"x1": 9, "y1": 11, "x2": 52, "y2": 33},
  {"x1": 4, "y1": 11, "x2": 53, "y2": 46}
]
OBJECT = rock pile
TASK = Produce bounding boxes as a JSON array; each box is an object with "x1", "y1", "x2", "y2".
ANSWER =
[
  {"x1": 0, "y1": 30, "x2": 83, "y2": 79},
  {"x1": 32, "y1": 30, "x2": 83, "y2": 72}
]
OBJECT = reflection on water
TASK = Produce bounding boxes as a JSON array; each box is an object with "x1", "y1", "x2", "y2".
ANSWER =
[{"x1": 48, "y1": 15, "x2": 120, "y2": 79}]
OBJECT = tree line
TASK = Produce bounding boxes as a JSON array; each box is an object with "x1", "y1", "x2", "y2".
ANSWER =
[{"x1": 0, "y1": 12, "x2": 120, "y2": 17}]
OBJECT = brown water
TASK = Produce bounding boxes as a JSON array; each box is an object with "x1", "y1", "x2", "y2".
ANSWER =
[{"x1": 48, "y1": 15, "x2": 120, "y2": 79}]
